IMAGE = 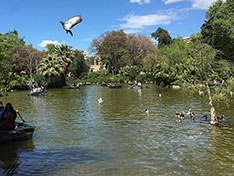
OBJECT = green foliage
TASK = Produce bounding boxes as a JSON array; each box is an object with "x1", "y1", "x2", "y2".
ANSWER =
[
  {"x1": 91, "y1": 30, "x2": 129, "y2": 74},
  {"x1": 119, "y1": 65, "x2": 141, "y2": 81},
  {"x1": 81, "y1": 71, "x2": 103, "y2": 83},
  {"x1": 212, "y1": 79, "x2": 234, "y2": 106},
  {"x1": 151, "y1": 27, "x2": 172, "y2": 48},
  {"x1": 8, "y1": 75, "x2": 28, "y2": 90},
  {"x1": 102, "y1": 30, "x2": 128, "y2": 74},
  {"x1": 142, "y1": 35, "x2": 234, "y2": 88},
  {"x1": 201, "y1": 0, "x2": 234, "y2": 60},
  {"x1": 125, "y1": 34, "x2": 159, "y2": 67},
  {"x1": 0, "y1": 30, "x2": 27, "y2": 90},
  {"x1": 68, "y1": 50, "x2": 89, "y2": 78},
  {"x1": 33, "y1": 74, "x2": 49, "y2": 87},
  {"x1": 39, "y1": 44, "x2": 74, "y2": 87}
]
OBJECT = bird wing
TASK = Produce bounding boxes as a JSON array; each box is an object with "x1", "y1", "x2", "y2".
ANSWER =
[{"x1": 64, "y1": 15, "x2": 82, "y2": 30}]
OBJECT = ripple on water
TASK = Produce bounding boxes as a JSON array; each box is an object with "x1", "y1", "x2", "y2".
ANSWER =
[{"x1": 1, "y1": 85, "x2": 234, "y2": 175}]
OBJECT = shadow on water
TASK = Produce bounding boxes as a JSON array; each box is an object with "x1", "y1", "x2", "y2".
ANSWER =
[
  {"x1": 0, "y1": 140, "x2": 35, "y2": 176},
  {"x1": 0, "y1": 140, "x2": 107, "y2": 176}
]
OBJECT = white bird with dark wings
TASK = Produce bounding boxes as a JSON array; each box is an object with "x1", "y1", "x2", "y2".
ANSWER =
[{"x1": 60, "y1": 15, "x2": 82, "y2": 36}]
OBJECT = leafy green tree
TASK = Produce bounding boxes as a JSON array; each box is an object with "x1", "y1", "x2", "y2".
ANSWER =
[
  {"x1": 90, "y1": 30, "x2": 129, "y2": 74},
  {"x1": 39, "y1": 44, "x2": 74, "y2": 87},
  {"x1": 68, "y1": 50, "x2": 89, "y2": 78},
  {"x1": 126, "y1": 34, "x2": 159, "y2": 67},
  {"x1": 151, "y1": 27, "x2": 172, "y2": 48},
  {"x1": 0, "y1": 30, "x2": 25, "y2": 90},
  {"x1": 119, "y1": 65, "x2": 141, "y2": 81},
  {"x1": 142, "y1": 53, "x2": 162, "y2": 81},
  {"x1": 201, "y1": 0, "x2": 234, "y2": 60},
  {"x1": 185, "y1": 36, "x2": 234, "y2": 125}
]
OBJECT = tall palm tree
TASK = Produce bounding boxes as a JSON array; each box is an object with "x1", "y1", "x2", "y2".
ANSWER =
[{"x1": 38, "y1": 45, "x2": 74, "y2": 87}]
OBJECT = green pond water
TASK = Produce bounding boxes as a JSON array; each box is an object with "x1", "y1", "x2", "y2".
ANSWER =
[{"x1": 0, "y1": 84, "x2": 234, "y2": 176}]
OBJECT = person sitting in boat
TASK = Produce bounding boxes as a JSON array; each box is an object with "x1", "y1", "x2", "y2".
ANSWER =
[
  {"x1": 0, "y1": 103, "x2": 18, "y2": 131},
  {"x1": 31, "y1": 86, "x2": 38, "y2": 94},
  {"x1": 137, "y1": 82, "x2": 142, "y2": 87},
  {"x1": 41, "y1": 86, "x2": 45, "y2": 92}
]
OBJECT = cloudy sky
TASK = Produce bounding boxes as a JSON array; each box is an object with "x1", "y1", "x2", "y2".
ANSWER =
[{"x1": 0, "y1": 0, "x2": 219, "y2": 53}]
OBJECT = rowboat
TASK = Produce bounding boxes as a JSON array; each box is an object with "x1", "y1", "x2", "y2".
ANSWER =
[
  {"x1": 63, "y1": 86, "x2": 80, "y2": 89},
  {"x1": 30, "y1": 92, "x2": 48, "y2": 96},
  {"x1": 101, "y1": 82, "x2": 109, "y2": 87},
  {"x1": 0, "y1": 121, "x2": 35, "y2": 143},
  {"x1": 108, "y1": 85, "x2": 122, "y2": 89}
]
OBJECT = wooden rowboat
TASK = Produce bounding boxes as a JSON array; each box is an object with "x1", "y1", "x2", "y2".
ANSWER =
[
  {"x1": 30, "y1": 92, "x2": 48, "y2": 96},
  {"x1": 63, "y1": 86, "x2": 80, "y2": 89},
  {"x1": 0, "y1": 121, "x2": 35, "y2": 143},
  {"x1": 108, "y1": 85, "x2": 123, "y2": 89}
]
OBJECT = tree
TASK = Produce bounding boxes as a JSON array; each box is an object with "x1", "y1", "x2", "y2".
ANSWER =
[
  {"x1": 142, "y1": 53, "x2": 162, "y2": 81},
  {"x1": 0, "y1": 30, "x2": 26, "y2": 90},
  {"x1": 68, "y1": 50, "x2": 89, "y2": 78},
  {"x1": 39, "y1": 44, "x2": 74, "y2": 87},
  {"x1": 90, "y1": 30, "x2": 129, "y2": 74},
  {"x1": 151, "y1": 27, "x2": 172, "y2": 48},
  {"x1": 186, "y1": 37, "x2": 231, "y2": 125},
  {"x1": 126, "y1": 34, "x2": 159, "y2": 67},
  {"x1": 201, "y1": 0, "x2": 234, "y2": 61}
]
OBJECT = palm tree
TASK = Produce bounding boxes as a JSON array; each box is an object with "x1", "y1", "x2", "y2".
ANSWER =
[{"x1": 38, "y1": 45, "x2": 74, "y2": 87}]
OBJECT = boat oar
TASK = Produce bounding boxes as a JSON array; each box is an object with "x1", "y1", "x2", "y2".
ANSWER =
[{"x1": 17, "y1": 112, "x2": 25, "y2": 123}]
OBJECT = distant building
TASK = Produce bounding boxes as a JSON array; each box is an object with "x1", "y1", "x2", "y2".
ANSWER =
[
  {"x1": 183, "y1": 37, "x2": 191, "y2": 44},
  {"x1": 90, "y1": 57, "x2": 101, "y2": 72}
]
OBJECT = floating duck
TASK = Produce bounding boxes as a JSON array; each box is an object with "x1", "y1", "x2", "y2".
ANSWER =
[
  {"x1": 199, "y1": 90, "x2": 203, "y2": 95},
  {"x1": 145, "y1": 108, "x2": 149, "y2": 115},
  {"x1": 98, "y1": 98, "x2": 103, "y2": 104},
  {"x1": 183, "y1": 109, "x2": 191, "y2": 116},
  {"x1": 203, "y1": 114, "x2": 209, "y2": 121},
  {"x1": 175, "y1": 112, "x2": 185, "y2": 120},
  {"x1": 190, "y1": 112, "x2": 195, "y2": 121},
  {"x1": 60, "y1": 15, "x2": 82, "y2": 36},
  {"x1": 217, "y1": 115, "x2": 225, "y2": 122}
]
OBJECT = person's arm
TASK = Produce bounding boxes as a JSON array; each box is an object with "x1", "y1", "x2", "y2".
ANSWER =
[{"x1": 14, "y1": 110, "x2": 18, "y2": 120}]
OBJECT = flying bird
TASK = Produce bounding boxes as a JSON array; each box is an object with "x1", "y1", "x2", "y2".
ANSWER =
[{"x1": 60, "y1": 15, "x2": 82, "y2": 36}]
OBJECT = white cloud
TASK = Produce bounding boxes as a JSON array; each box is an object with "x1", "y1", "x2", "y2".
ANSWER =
[
  {"x1": 130, "y1": 0, "x2": 151, "y2": 5},
  {"x1": 191, "y1": 0, "x2": 218, "y2": 10},
  {"x1": 39, "y1": 40, "x2": 62, "y2": 48},
  {"x1": 119, "y1": 12, "x2": 177, "y2": 33},
  {"x1": 162, "y1": 0, "x2": 220, "y2": 10},
  {"x1": 163, "y1": 0, "x2": 184, "y2": 4}
]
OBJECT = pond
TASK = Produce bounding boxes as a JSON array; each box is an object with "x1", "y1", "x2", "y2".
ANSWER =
[{"x1": 0, "y1": 84, "x2": 234, "y2": 175}]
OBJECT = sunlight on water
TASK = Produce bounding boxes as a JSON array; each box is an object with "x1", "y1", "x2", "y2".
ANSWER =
[{"x1": 0, "y1": 84, "x2": 234, "y2": 175}]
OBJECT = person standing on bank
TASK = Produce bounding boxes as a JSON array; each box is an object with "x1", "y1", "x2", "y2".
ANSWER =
[{"x1": 0, "y1": 103, "x2": 18, "y2": 130}]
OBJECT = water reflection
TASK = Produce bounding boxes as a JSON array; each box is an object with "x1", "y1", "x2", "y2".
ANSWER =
[
  {"x1": 0, "y1": 141, "x2": 107, "y2": 176},
  {"x1": 0, "y1": 85, "x2": 234, "y2": 175},
  {"x1": 0, "y1": 140, "x2": 35, "y2": 175}
]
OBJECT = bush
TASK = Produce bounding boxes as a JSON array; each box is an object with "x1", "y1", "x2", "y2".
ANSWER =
[
  {"x1": 8, "y1": 75, "x2": 28, "y2": 90},
  {"x1": 33, "y1": 74, "x2": 49, "y2": 87}
]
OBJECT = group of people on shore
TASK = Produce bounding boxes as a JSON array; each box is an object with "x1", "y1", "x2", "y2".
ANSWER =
[{"x1": 0, "y1": 101, "x2": 18, "y2": 131}]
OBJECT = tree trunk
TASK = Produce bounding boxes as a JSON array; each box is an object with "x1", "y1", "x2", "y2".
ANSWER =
[{"x1": 206, "y1": 82, "x2": 218, "y2": 125}]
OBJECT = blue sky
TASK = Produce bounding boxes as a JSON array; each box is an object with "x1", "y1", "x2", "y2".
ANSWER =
[{"x1": 0, "y1": 0, "x2": 219, "y2": 54}]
